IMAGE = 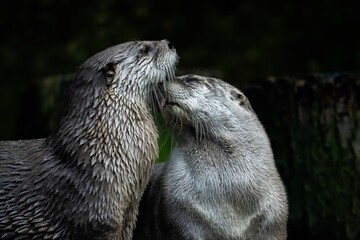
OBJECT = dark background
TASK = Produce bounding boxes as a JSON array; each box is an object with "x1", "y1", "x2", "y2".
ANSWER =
[
  {"x1": 0, "y1": 0, "x2": 359, "y2": 239},
  {"x1": 1, "y1": 0, "x2": 359, "y2": 139}
]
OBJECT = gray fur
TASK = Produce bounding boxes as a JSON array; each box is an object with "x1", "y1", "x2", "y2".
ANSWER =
[
  {"x1": 0, "y1": 40, "x2": 178, "y2": 240},
  {"x1": 134, "y1": 74, "x2": 288, "y2": 240}
]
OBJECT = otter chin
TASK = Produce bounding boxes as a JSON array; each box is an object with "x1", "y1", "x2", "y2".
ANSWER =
[
  {"x1": 0, "y1": 40, "x2": 178, "y2": 240},
  {"x1": 134, "y1": 74, "x2": 288, "y2": 240}
]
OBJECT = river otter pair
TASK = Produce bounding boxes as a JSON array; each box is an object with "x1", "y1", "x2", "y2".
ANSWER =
[{"x1": 0, "y1": 41, "x2": 287, "y2": 240}]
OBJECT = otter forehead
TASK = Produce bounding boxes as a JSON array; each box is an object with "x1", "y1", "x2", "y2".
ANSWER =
[
  {"x1": 69, "y1": 40, "x2": 178, "y2": 91},
  {"x1": 81, "y1": 40, "x2": 176, "y2": 70},
  {"x1": 172, "y1": 74, "x2": 243, "y2": 99},
  {"x1": 177, "y1": 74, "x2": 238, "y2": 89}
]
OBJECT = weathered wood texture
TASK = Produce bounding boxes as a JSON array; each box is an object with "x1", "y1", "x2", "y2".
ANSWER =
[{"x1": 244, "y1": 73, "x2": 360, "y2": 240}]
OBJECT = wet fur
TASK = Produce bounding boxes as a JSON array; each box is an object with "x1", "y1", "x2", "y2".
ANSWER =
[
  {"x1": 0, "y1": 40, "x2": 178, "y2": 240},
  {"x1": 134, "y1": 75, "x2": 288, "y2": 240}
]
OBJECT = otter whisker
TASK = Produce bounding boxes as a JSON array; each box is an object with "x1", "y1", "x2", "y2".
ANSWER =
[
  {"x1": 198, "y1": 118, "x2": 206, "y2": 142},
  {"x1": 170, "y1": 131, "x2": 175, "y2": 154},
  {"x1": 200, "y1": 120, "x2": 206, "y2": 141},
  {"x1": 203, "y1": 119, "x2": 214, "y2": 140},
  {"x1": 194, "y1": 118, "x2": 202, "y2": 142},
  {"x1": 196, "y1": 119, "x2": 202, "y2": 142},
  {"x1": 169, "y1": 67, "x2": 176, "y2": 81},
  {"x1": 167, "y1": 111, "x2": 180, "y2": 136},
  {"x1": 193, "y1": 119, "x2": 198, "y2": 141},
  {"x1": 178, "y1": 114, "x2": 184, "y2": 136},
  {"x1": 150, "y1": 85, "x2": 164, "y2": 125},
  {"x1": 165, "y1": 68, "x2": 171, "y2": 82},
  {"x1": 201, "y1": 120, "x2": 207, "y2": 141},
  {"x1": 196, "y1": 120, "x2": 199, "y2": 141}
]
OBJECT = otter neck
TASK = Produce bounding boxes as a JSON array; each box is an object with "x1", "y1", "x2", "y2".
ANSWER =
[
  {"x1": 49, "y1": 88, "x2": 155, "y2": 179},
  {"x1": 45, "y1": 88, "x2": 158, "y2": 229}
]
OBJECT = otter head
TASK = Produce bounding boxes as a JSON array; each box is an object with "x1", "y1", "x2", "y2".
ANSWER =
[
  {"x1": 65, "y1": 40, "x2": 178, "y2": 116},
  {"x1": 53, "y1": 40, "x2": 178, "y2": 155},
  {"x1": 161, "y1": 74, "x2": 256, "y2": 141}
]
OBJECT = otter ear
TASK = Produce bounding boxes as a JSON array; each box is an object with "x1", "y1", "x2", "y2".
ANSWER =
[
  {"x1": 103, "y1": 62, "x2": 117, "y2": 86},
  {"x1": 231, "y1": 90, "x2": 255, "y2": 113},
  {"x1": 231, "y1": 90, "x2": 246, "y2": 105}
]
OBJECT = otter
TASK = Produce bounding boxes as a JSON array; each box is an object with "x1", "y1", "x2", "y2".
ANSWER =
[
  {"x1": 0, "y1": 40, "x2": 178, "y2": 240},
  {"x1": 134, "y1": 74, "x2": 288, "y2": 240}
]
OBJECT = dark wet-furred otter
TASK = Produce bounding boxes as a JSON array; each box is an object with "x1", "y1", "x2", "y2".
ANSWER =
[
  {"x1": 134, "y1": 74, "x2": 288, "y2": 240},
  {"x1": 0, "y1": 40, "x2": 178, "y2": 240}
]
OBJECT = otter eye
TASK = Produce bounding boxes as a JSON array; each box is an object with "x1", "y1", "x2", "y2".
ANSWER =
[
  {"x1": 185, "y1": 77, "x2": 201, "y2": 83},
  {"x1": 139, "y1": 45, "x2": 151, "y2": 55},
  {"x1": 104, "y1": 62, "x2": 117, "y2": 85},
  {"x1": 187, "y1": 78, "x2": 198, "y2": 82}
]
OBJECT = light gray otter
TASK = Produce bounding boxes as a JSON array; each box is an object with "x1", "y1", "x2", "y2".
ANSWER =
[
  {"x1": 134, "y1": 74, "x2": 288, "y2": 240},
  {"x1": 0, "y1": 40, "x2": 178, "y2": 240}
]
